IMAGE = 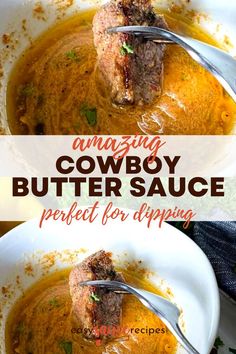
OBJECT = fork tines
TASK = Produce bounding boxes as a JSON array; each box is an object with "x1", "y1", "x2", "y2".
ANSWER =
[{"x1": 107, "y1": 26, "x2": 173, "y2": 44}]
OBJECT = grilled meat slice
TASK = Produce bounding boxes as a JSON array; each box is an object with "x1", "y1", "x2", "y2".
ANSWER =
[
  {"x1": 69, "y1": 250, "x2": 124, "y2": 339},
  {"x1": 93, "y1": 0, "x2": 168, "y2": 105}
]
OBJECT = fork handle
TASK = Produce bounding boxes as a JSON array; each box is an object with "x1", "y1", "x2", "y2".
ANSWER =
[{"x1": 81, "y1": 280, "x2": 200, "y2": 354}]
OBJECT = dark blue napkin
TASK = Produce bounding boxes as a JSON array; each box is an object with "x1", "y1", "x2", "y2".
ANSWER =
[{"x1": 192, "y1": 222, "x2": 236, "y2": 301}]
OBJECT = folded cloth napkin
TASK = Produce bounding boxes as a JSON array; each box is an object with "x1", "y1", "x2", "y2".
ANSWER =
[{"x1": 192, "y1": 222, "x2": 236, "y2": 301}]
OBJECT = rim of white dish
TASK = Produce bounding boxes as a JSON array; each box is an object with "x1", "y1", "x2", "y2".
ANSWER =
[{"x1": 0, "y1": 212, "x2": 220, "y2": 353}]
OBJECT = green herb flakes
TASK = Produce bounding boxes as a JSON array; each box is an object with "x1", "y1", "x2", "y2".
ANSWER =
[
  {"x1": 65, "y1": 50, "x2": 80, "y2": 62},
  {"x1": 90, "y1": 292, "x2": 100, "y2": 302},
  {"x1": 120, "y1": 42, "x2": 134, "y2": 56},
  {"x1": 49, "y1": 297, "x2": 60, "y2": 308},
  {"x1": 20, "y1": 83, "x2": 34, "y2": 97},
  {"x1": 16, "y1": 322, "x2": 24, "y2": 334},
  {"x1": 181, "y1": 73, "x2": 188, "y2": 81},
  {"x1": 80, "y1": 104, "x2": 97, "y2": 126},
  {"x1": 37, "y1": 94, "x2": 44, "y2": 106},
  {"x1": 59, "y1": 340, "x2": 72, "y2": 354}
]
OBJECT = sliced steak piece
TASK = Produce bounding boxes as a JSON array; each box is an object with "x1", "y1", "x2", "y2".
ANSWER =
[
  {"x1": 69, "y1": 250, "x2": 124, "y2": 340},
  {"x1": 93, "y1": 0, "x2": 168, "y2": 105}
]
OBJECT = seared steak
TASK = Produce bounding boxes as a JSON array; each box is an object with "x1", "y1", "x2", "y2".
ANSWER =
[
  {"x1": 93, "y1": 0, "x2": 168, "y2": 105},
  {"x1": 69, "y1": 250, "x2": 124, "y2": 339}
]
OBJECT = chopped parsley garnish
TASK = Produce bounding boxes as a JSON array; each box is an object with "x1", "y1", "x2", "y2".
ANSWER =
[
  {"x1": 214, "y1": 336, "x2": 224, "y2": 349},
  {"x1": 49, "y1": 297, "x2": 60, "y2": 308},
  {"x1": 16, "y1": 322, "x2": 24, "y2": 334},
  {"x1": 90, "y1": 292, "x2": 100, "y2": 302},
  {"x1": 37, "y1": 94, "x2": 44, "y2": 106},
  {"x1": 28, "y1": 330, "x2": 33, "y2": 341},
  {"x1": 65, "y1": 50, "x2": 80, "y2": 62},
  {"x1": 59, "y1": 340, "x2": 72, "y2": 354},
  {"x1": 120, "y1": 42, "x2": 134, "y2": 56},
  {"x1": 181, "y1": 73, "x2": 188, "y2": 81},
  {"x1": 229, "y1": 349, "x2": 236, "y2": 354},
  {"x1": 20, "y1": 83, "x2": 34, "y2": 97},
  {"x1": 80, "y1": 104, "x2": 97, "y2": 126}
]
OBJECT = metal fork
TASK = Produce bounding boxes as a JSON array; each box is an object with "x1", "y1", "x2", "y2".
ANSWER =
[
  {"x1": 108, "y1": 26, "x2": 236, "y2": 102},
  {"x1": 80, "y1": 280, "x2": 200, "y2": 354}
]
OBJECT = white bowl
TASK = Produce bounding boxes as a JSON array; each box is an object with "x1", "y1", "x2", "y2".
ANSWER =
[
  {"x1": 0, "y1": 213, "x2": 220, "y2": 354},
  {"x1": 0, "y1": 0, "x2": 236, "y2": 133}
]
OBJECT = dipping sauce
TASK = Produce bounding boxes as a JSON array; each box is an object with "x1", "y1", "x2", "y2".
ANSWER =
[
  {"x1": 7, "y1": 9, "x2": 236, "y2": 135},
  {"x1": 6, "y1": 268, "x2": 177, "y2": 354}
]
